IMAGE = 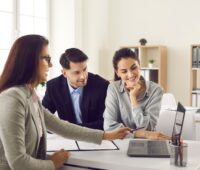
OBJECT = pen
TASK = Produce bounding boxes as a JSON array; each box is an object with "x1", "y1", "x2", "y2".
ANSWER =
[{"x1": 130, "y1": 127, "x2": 145, "y2": 133}]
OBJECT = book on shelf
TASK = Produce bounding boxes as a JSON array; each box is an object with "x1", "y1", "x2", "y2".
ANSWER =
[
  {"x1": 192, "y1": 93, "x2": 197, "y2": 107},
  {"x1": 192, "y1": 47, "x2": 200, "y2": 68},
  {"x1": 198, "y1": 48, "x2": 200, "y2": 68},
  {"x1": 141, "y1": 69, "x2": 158, "y2": 83},
  {"x1": 192, "y1": 47, "x2": 198, "y2": 68},
  {"x1": 192, "y1": 93, "x2": 200, "y2": 107},
  {"x1": 192, "y1": 88, "x2": 200, "y2": 93},
  {"x1": 141, "y1": 69, "x2": 149, "y2": 81}
]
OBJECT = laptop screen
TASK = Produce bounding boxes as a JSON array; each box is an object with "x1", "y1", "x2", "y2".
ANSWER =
[
  {"x1": 171, "y1": 102, "x2": 186, "y2": 144},
  {"x1": 127, "y1": 102, "x2": 186, "y2": 157}
]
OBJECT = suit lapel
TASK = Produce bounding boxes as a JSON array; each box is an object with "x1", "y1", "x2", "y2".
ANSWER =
[{"x1": 81, "y1": 77, "x2": 91, "y2": 122}]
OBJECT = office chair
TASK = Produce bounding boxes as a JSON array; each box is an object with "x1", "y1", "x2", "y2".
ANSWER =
[
  {"x1": 156, "y1": 93, "x2": 177, "y2": 136},
  {"x1": 160, "y1": 93, "x2": 177, "y2": 110},
  {"x1": 182, "y1": 110, "x2": 196, "y2": 140},
  {"x1": 156, "y1": 110, "x2": 196, "y2": 140},
  {"x1": 156, "y1": 110, "x2": 175, "y2": 136}
]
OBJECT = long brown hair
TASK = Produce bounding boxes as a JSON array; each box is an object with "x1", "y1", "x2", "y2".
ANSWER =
[{"x1": 0, "y1": 34, "x2": 49, "y2": 93}]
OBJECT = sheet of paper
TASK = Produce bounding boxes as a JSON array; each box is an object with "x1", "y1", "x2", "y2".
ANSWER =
[
  {"x1": 47, "y1": 133, "x2": 78, "y2": 151},
  {"x1": 77, "y1": 140, "x2": 118, "y2": 150}
]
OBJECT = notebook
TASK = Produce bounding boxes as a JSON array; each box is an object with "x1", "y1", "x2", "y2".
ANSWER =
[{"x1": 127, "y1": 102, "x2": 186, "y2": 157}]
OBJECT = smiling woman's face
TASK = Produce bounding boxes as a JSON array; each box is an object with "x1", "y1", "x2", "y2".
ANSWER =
[
  {"x1": 116, "y1": 57, "x2": 141, "y2": 87},
  {"x1": 37, "y1": 45, "x2": 52, "y2": 84}
]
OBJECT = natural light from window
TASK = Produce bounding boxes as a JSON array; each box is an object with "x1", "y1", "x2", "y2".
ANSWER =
[{"x1": 0, "y1": 0, "x2": 49, "y2": 74}]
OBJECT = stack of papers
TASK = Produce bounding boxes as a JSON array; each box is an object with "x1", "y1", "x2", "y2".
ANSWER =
[{"x1": 47, "y1": 133, "x2": 119, "y2": 151}]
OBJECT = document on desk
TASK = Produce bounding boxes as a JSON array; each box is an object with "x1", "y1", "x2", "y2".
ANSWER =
[
  {"x1": 47, "y1": 134, "x2": 78, "y2": 151},
  {"x1": 77, "y1": 140, "x2": 119, "y2": 151},
  {"x1": 47, "y1": 133, "x2": 119, "y2": 151}
]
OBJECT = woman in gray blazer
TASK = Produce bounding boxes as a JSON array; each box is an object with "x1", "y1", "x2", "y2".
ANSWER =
[
  {"x1": 0, "y1": 35, "x2": 130, "y2": 170},
  {"x1": 103, "y1": 48, "x2": 169, "y2": 139}
]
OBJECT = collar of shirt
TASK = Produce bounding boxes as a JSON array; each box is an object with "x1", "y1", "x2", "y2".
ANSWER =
[
  {"x1": 67, "y1": 80, "x2": 84, "y2": 95},
  {"x1": 119, "y1": 78, "x2": 150, "y2": 99}
]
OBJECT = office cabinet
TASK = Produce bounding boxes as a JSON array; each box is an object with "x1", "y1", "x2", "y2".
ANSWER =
[
  {"x1": 122, "y1": 45, "x2": 167, "y2": 91},
  {"x1": 190, "y1": 45, "x2": 200, "y2": 106}
]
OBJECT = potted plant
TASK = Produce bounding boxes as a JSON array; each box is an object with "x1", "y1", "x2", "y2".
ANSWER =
[
  {"x1": 139, "y1": 38, "x2": 147, "y2": 46},
  {"x1": 148, "y1": 59, "x2": 154, "y2": 68}
]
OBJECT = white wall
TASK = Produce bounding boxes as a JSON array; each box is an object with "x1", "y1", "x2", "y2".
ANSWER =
[
  {"x1": 75, "y1": 0, "x2": 110, "y2": 75},
  {"x1": 76, "y1": 0, "x2": 200, "y2": 105},
  {"x1": 50, "y1": 0, "x2": 200, "y2": 105},
  {"x1": 50, "y1": 0, "x2": 109, "y2": 77},
  {"x1": 50, "y1": 0, "x2": 75, "y2": 78}
]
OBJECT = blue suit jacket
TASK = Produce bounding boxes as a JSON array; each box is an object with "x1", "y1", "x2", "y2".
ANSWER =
[{"x1": 42, "y1": 73, "x2": 109, "y2": 130}]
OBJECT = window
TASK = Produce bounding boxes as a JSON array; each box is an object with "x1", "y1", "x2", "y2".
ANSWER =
[
  {"x1": 0, "y1": 0, "x2": 49, "y2": 74},
  {"x1": 0, "y1": 0, "x2": 14, "y2": 74},
  {"x1": 19, "y1": 0, "x2": 49, "y2": 36}
]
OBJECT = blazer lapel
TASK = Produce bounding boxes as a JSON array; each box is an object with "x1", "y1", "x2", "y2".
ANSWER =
[
  {"x1": 27, "y1": 97, "x2": 41, "y2": 154},
  {"x1": 38, "y1": 101, "x2": 46, "y2": 137},
  {"x1": 19, "y1": 85, "x2": 45, "y2": 158},
  {"x1": 38, "y1": 101, "x2": 47, "y2": 159}
]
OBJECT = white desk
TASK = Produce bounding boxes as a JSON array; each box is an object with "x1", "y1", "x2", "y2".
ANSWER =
[{"x1": 50, "y1": 139, "x2": 200, "y2": 170}]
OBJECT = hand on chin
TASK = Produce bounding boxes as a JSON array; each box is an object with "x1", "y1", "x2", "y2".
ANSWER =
[{"x1": 125, "y1": 81, "x2": 137, "y2": 90}]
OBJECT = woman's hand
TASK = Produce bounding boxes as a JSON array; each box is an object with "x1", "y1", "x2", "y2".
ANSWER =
[
  {"x1": 127, "y1": 80, "x2": 145, "y2": 107},
  {"x1": 145, "y1": 131, "x2": 171, "y2": 140},
  {"x1": 135, "y1": 130, "x2": 170, "y2": 140},
  {"x1": 49, "y1": 149, "x2": 71, "y2": 170},
  {"x1": 103, "y1": 127, "x2": 131, "y2": 140},
  {"x1": 129, "y1": 83, "x2": 141, "y2": 106},
  {"x1": 129, "y1": 83, "x2": 141, "y2": 97}
]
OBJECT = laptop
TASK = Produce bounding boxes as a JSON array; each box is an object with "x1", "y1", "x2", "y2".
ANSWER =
[{"x1": 127, "y1": 102, "x2": 186, "y2": 158}]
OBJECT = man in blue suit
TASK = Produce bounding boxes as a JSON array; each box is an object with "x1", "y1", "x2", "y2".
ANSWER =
[{"x1": 42, "y1": 48, "x2": 109, "y2": 130}]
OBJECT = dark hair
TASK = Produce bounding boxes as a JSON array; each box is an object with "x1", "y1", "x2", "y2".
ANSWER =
[
  {"x1": 113, "y1": 48, "x2": 139, "y2": 81},
  {"x1": 59, "y1": 48, "x2": 88, "y2": 69},
  {"x1": 0, "y1": 34, "x2": 49, "y2": 93}
]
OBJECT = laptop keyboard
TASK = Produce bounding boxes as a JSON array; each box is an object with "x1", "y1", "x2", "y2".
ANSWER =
[
  {"x1": 127, "y1": 140, "x2": 170, "y2": 157},
  {"x1": 149, "y1": 141, "x2": 169, "y2": 155}
]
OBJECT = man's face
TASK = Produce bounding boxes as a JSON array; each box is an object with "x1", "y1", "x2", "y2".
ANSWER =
[{"x1": 62, "y1": 61, "x2": 88, "y2": 88}]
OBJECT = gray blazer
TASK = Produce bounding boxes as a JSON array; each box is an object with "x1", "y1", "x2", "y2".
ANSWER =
[
  {"x1": 0, "y1": 86, "x2": 103, "y2": 170},
  {"x1": 104, "y1": 80, "x2": 163, "y2": 132}
]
